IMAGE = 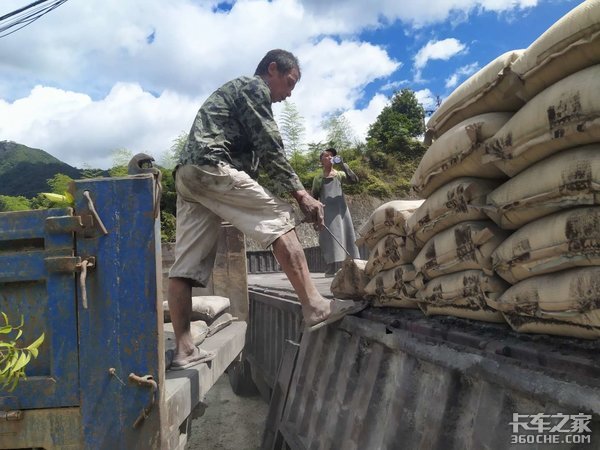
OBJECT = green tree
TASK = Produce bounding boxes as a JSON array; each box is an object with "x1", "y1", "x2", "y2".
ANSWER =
[
  {"x1": 322, "y1": 113, "x2": 356, "y2": 151},
  {"x1": 367, "y1": 88, "x2": 426, "y2": 160},
  {"x1": 0, "y1": 195, "x2": 31, "y2": 212},
  {"x1": 47, "y1": 173, "x2": 73, "y2": 195},
  {"x1": 109, "y1": 148, "x2": 133, "y2": 177},
  {"x1": 161, "y1": 132, "x2": 188, "y2": 169},
  {"x1": 278, "y1": 101, "x2": 306, "y2": 155}
]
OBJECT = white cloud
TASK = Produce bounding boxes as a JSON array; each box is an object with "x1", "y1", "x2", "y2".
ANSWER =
[
  {"x1": 0, "y1": 84, "x2": 199, "y2": 169},
  {"x1": 445, "y1": 62, "x2": 480, "y2": 88},
  {"x1": 343, "y1": 94, "x2": 391, "y2": 141},
  {"x1": 0, "y1": 0, "x2": 547, "y2": 170},
  {"x1": 414, "y1": 38, "x2": 467, "y2": 70}
]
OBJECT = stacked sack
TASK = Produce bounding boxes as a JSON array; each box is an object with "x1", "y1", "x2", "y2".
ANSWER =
[
  {"x1": 480, "y1": 0, "x2": 600, "y2": 339},
  {"x1": 356, "y1": 200, "x2": 424, "y2": 308},
  {"x1": 407, "y1": 47, "x2": 539, "y2": 322}
]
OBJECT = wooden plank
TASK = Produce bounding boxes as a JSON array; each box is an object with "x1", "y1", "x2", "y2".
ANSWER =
[{"x1": 0, "y1": 407, "x2": 81, "y2": 450}]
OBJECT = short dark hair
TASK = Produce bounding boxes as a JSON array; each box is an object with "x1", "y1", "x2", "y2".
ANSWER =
[
  {"x1": 319, "y1": 147, "x2": 337, "y2": 159},
  {"x1": 255, "y1": 49, "x2": 301, "y2": 79}
]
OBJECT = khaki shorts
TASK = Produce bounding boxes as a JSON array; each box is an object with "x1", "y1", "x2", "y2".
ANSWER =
[{"x1": 169, "y1": 163, "x2": 297, "y2": 287}]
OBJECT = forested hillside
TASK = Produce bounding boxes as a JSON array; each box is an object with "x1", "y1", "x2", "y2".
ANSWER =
[{"x1": 0, "y1": 141, "x2": 82, "y2": 197}]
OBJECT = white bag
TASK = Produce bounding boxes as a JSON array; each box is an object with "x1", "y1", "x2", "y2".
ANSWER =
[{"x1": 411, "y1": 113, "x2": 510, "y2": 198}]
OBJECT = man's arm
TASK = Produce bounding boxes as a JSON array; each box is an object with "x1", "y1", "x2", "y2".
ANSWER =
[
  {"x1": 338, "y1": 157, "x2": 358, "y2": 183},
  {"x1": 292, "y1": 190, "x2": 324, "y2": 229}
]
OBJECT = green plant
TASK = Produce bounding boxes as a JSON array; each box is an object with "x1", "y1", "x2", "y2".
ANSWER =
[{"x1": 0, "y1": 313, "x2": 44, "y2": 392}]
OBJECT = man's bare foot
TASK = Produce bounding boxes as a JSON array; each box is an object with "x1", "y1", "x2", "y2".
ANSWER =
[{"x1": 305, "y1": 299, "x2": 367, "y2": 331}]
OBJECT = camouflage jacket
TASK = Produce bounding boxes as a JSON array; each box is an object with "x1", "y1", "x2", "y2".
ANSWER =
[{"x1": 179, "y1": 75, "x2": 304, "y2": 194}]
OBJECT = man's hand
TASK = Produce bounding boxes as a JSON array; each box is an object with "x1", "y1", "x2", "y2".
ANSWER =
[{"x1": 293, "y1": 190, "x2": 324, "y2": 230}]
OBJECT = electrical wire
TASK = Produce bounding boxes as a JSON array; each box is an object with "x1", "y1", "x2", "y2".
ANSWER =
[{"x1": 0, "y1": 0, "x2": 70, "y2": 38}]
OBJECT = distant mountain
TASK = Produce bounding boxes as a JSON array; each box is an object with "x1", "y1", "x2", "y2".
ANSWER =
[{"x1": 0, "y1": 141, "x2": 83, "y2": 198}]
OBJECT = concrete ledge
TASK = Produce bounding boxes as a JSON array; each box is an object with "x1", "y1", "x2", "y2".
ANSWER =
[{"x1": 163, "y1": 321, "x2": 247, "y2": 443}]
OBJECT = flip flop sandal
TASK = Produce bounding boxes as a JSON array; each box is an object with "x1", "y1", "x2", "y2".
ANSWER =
[
  {"x1": 307, "y1": 299, "x2": 367, "y2": 332},
  {"x1": 170, "y1": 348, "x2": 216, "y2": 371}
]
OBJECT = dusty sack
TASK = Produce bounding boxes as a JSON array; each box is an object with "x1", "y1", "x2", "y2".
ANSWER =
[
  {"x1": 511, "y1": 0, "x2": 600, "y2": 102},
  {"x1": 492, "y1": 207, "x2": 600, "y2": 284},
  {"x1": 357, "y1": 200, "x2": 424, "y2": 249},
  {"x1": 425, "y1": 50, "x2": 525, "y2": 139},
  {"x1": 331, "y1": 258, "x2": 369, "y2": 300},
  {"x1": 486, "y1": 145, "x2": 600, "y2": 229},
  {"x1": 488, "y1": 267, "x2": 600, "y2": 339},
  {"x1": 417, "y1": 269, "x2": 509, "y2": 323},
  {"x1": 413, "y1": 221, "x2": 509, "y2": 281},
  {"x1": 406, "y1": 177, "x2": 501, "y2": 247},
  {"x1": 411, "y1": 113, "x2": 510, "y2": 198},
  {"x1": 484, "y1": 64, "x2": 600, "y2": 176},
  {"x1": 163, "y1": 295, "x2": 230, "y2": 323},
  {"x1": 364, "y1": 234, "x2": 419, "y2": 277},
  {"x1": 364, "y1": 264, "x2": 418, "y2": 301}
]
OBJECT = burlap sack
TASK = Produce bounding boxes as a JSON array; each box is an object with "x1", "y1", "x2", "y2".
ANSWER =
[
  {"x1": 373, "y1": 297, "x2": 419, "y2": 309},
  {"x1": 406, "y1": 177, "x2": 501, "y2": 247},
  {"x1": 364, "y1": 264, "x2": 418, "y2": 301},
  {"x1": 511, "y1": 0, "x2": 600, "y2": 102},
  {"x1": 412, "y1": 113, "x2": 510, "y2": 198},
  {"x1": 163, "y1": 295, "x2": 230, "y2": 323},
  {"x1": 364, "y1": 234, "x2": 419, "y2": 277},
  {"x1": 488, "y1": 267, "x2": 600, "y2": 339},
  {"x1": 413, "y1": 221, "x2": 509, "y2": 280},
  {"x1": 357, "y1": 200, "x2": 424, "y2": 249},
  {"x1": 493, "y1": 207, "x2": 600, "y2": 284},
  {"x1": 484, "y1": 64, "x2": 600, "y2": 176},
  {"x1": 486, "y1": 145, "x2": 600, "y2": 230},
  {"x1": 425, "y1": 50, "x2": 525, "y2": 139},
  {"x1": 417, "y1": 269, "x2": 509, "y2": 323},
  {"x1": 330, "y1": 258, "x2": 369, "y2": 300}
]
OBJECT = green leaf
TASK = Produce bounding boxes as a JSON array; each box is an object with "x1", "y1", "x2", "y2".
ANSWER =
[
  {"x1": 1, "y1": 312, "x2": 7, "y2": 326},
  {"x1": 11, "y1": 352, "x2": 31, "y2": 374},
  {"x1": 0, "y1": 325, "x2": 13, "y2": 334},
  {"x1": 14, "y1": 329, "x2": 22, "y2": 341},
  {"x1": 26, "y1": 333, "x2": 44, "y2": 351}
]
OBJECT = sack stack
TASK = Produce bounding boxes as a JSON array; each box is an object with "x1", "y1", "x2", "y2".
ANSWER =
[
  {"x1": 358, "y1": 200, "x2": 424, "y2": 308},
  {"x1": 479, "y1": 0, "x2": 600, "y2": 339}
]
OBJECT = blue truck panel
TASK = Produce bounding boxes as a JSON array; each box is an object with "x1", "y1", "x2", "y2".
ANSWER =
[{"x1": 0, "y1": 208, "x2": 79, "y2": 410}]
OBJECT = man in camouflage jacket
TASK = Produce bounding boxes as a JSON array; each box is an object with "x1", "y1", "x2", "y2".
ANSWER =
[{"x1": 167, "y1": 49, "x2": 365, "y2": 369}]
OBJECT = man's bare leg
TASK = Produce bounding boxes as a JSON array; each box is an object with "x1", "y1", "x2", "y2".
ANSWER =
[
  {"x1": 167, "y1": 276, "x2": 213, "y2": 366},
  {"x1": 272, "y1": 230, "x2": 332, "y2": 325}
]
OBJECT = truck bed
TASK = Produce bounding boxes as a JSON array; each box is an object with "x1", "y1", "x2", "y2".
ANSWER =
[{"x1": 247, "y1": 273, "x2": 600, "y2": 449}]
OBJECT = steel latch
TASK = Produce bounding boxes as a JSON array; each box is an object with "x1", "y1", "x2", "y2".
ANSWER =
[
  {"x1": 45, "y1": 256, "x2": 96, "y2": 273},
  {"x1": 0, "y1": 410, "x2": 23, "y2": 421},
  {"x1": 45, "y1": 256, "x2": 96, "y2": 309},
  {"x1": 45, "y1": 214, "x2": 94, "y2": 234}
]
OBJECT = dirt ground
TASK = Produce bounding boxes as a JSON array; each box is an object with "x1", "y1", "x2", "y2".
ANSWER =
[{"x1": 187, "y1": 373, "x2": 269, "y2": 450}]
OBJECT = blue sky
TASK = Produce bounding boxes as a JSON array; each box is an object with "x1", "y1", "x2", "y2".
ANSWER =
[{"x1": 0, "y1": 0, "x2": 581, "y2": 169}]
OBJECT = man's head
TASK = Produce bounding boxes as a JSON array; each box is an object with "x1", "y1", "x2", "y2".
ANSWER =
[
  {"x1": 255, "y1": 49, "x2": 301, "y2": 103},
  {"x1": 319, "y1": 148, "x2": 337, "y2": 167}
]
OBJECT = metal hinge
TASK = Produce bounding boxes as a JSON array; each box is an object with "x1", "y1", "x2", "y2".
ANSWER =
[{"x1": 0, "y1": 410, "x2": 23, "y2": 421}]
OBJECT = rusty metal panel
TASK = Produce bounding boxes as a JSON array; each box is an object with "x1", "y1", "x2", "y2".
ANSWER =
[
  {"x1": 278, "y1": 313, "x2": 600, "y2": 450},
  {"x1": 247, "y1": 289, "x2": 302, "y2": 396},
  {"x1": 73, "y1": 175, "x2": 164, "y2": 449},
  {"x1": 0, "y1": 208, "x2": 79, "y2": 410}
]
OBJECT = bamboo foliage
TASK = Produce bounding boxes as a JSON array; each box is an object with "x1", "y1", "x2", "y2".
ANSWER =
[{"x1": 0, "y1": 312, "x2": 44, "y2": 392}]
